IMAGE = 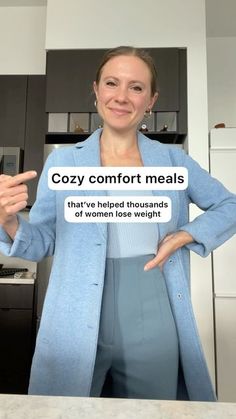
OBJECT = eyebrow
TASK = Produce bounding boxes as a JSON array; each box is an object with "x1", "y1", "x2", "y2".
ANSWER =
[{"x1": 103, "y1": 76, "x2": 145, "y2": 85}]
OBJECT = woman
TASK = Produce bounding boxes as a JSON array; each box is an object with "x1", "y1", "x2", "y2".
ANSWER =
[{"x1": 0, "y1": 46, "x2": 236, "y2": 401}]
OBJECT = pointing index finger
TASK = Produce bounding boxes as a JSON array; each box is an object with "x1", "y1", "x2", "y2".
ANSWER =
[{"x1": 5, "y1": 171, "x2": 37, "y2": 187}]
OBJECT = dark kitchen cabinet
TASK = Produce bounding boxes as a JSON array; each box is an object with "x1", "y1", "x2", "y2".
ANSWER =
[
  {"x1": 147, "y1": 48, "x2": 179, "y2": 112},
  {"x1": 45, "y1": 48, "x2": 187, "y2": 142},
  {"x1": 0, "y1": 282, "x2": 35, "y2": 394},
  {"x1": 0, "y1": 76, "x2": 27, "y2": 148},
  {"x1": 177, "y1": 48, "x2": 187, "y2": 135},
  {"x1": 46, "y1": 49, "x2": 107, "y2": 112},
  {"x1": 24, "y1": 75, "x2": 48, "y2": 205},
  {"x1": 45, "y1": 48, "x2": 185, "y2": 114},
  {"x1": 0, "y1": 74, "x2": 47, "y2": 205}
]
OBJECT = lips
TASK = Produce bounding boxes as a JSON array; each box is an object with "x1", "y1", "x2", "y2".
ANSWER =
[{"x1": 109, "y1": 107, "x2": 131, "y2": 115}]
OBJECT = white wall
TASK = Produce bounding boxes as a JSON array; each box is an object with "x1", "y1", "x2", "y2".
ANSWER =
[
  {"x1": 0, "y1": 6, "x2": 46, "y2": 74},
  {"x1": 46, "y1": 0, "x2": 215, "y2": 384},
  {"x1": 207, "y1": 37, "x2": 236, "y2": 129}
]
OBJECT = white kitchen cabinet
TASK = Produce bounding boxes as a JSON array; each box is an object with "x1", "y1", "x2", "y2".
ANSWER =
[
  {"x1": 210, "y1": 128, "x2": 236, "y2": 402},
  {"x1": 214, "y1": 297, "x2": 236, "y2": 402},
  {"x1": 212, "y1": 237, "x2": 236, "y2": 295}
]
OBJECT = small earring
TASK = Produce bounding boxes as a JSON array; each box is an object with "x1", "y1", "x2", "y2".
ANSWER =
[
  {"x1": 144, "y1": 109, "x2": 152, "y2": 118},
  {"x1": 94, "y1": 99, "x2": 97, "y2": 107}
]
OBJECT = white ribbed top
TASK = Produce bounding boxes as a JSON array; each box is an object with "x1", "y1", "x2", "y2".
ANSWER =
[{"x1": 106, "y1": 190, "x2": 159, "y2": 258}]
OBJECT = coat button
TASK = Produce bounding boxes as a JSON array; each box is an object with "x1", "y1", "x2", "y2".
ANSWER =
[{"x1": 177, "y1": 293, "x2": 182, "y2": 299}]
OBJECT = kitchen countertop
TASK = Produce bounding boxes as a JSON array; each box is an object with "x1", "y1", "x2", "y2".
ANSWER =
[
  {"x1": 0, "y1": 394, "x2": 236, "y2": 419},
  {"x1": 0, "y1": 278, "x2": 35, "y2": 284}
]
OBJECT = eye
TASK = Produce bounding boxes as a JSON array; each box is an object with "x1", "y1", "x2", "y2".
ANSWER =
[
  {"x1": 105, "y1": 80, "x2": 117, "y2": 87},
  {"x1": 131, "y1": 85, "x2": 143, "y2": 92}
]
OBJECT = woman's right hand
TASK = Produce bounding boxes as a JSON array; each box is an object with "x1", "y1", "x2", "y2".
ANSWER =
[{"x1": 0, "y1": 171, "x2": 37, "y2": 239}]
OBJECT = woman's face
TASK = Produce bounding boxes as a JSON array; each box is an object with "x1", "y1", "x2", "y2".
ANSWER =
[{"x1": 93, "y1": 55, "x2": 158, "y2": 133}]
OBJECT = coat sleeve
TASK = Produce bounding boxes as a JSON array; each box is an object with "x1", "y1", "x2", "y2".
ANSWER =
[
  {"x1": 0, "y1": 151, "x2": 57, "y2": 261},
  {"x1": 172, "y1": 148, "x2": 236, "y2": 257}
]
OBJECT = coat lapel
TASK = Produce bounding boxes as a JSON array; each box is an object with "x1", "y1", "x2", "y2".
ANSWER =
[
  {"x1": 72, "y1": 129, "x2": 107, "y2": 239},
  {"x1": 72, "y1": 129, "x2": 179, "y2": 242}
]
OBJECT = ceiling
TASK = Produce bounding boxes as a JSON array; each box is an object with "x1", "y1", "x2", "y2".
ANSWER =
[
  {"x1": 0, "y1": 0, "x2": 235, "y2": 38},
  {"x1": 0, "y1": 0, "x2": 46, "y2": 5}
]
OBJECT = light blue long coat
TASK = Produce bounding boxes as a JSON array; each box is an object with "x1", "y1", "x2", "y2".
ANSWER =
[{"x1": 1, "y1": 129, "x2": 236, "y2": 401}]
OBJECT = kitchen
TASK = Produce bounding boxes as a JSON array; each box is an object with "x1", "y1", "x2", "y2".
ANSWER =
[{"x1": 0, "y1": 0, "x2": 236, "y2": 416}]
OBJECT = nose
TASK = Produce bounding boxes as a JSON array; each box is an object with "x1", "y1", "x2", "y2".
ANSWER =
[{"x1": 114, "y1": 85, "x2": 128, "y2": 103}]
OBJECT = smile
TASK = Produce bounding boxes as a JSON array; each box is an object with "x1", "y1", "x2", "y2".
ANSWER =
[{"x1": 109, "y1": 108, "x2": 131, "y2": 115}]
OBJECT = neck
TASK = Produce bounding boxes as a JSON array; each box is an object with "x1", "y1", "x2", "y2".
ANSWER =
[{"x1": 100, "y1": 126, "x2": 139, "y2": 157}]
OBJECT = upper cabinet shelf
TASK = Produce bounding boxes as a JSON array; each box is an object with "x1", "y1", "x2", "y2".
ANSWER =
[{"x1": 45, "y1": 131, "x2": 185, "y2": 145}]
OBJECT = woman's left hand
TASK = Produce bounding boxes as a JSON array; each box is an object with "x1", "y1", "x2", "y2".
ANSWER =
[{"x1": 144, "y1": 231, "x2": 194, "y2": 271}]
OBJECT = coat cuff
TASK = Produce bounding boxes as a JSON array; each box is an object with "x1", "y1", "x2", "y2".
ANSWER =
[
  {"x1": 179, "y1": 222, "x2": 212, "y2": 257},
  {"x1": 0, "y1": 216, "x2": 32, "y2": 257}
]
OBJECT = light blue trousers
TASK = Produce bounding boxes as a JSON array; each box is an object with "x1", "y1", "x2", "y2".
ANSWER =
[{"x1": 90, "y1": 255, "x2": 179, "y2": 399}]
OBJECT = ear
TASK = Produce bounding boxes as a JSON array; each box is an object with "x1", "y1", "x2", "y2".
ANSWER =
[
  {"x1": 93, "y1": 81, "x2": 98, "y2": 98},
  {"x1": 148, "y1": 92, "x2": 159, "y2": 110}
]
